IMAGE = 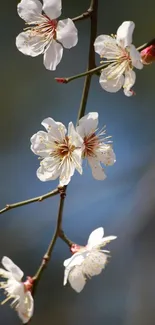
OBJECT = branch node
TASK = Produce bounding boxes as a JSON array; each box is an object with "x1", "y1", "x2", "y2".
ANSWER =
[
  {"x1": 43, "y1": 255, "x2": 50, "y2": 263},
  {"x1": 58, "y1": 186, "x2": 67, "y2": 198}
]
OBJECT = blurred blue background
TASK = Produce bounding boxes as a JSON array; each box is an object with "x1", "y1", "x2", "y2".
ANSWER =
[{"x1": 0, "y1": 0, "x2": 155, "y2": 324}]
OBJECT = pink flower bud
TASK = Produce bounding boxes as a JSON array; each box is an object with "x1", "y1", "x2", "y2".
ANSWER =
[
  {"x1": 55, "y1": 78, "x2": 67, "y2": 84},
  {"x1": 141, "y1": 45, "x2": 155, "y2": 64},
  {"x1": 70, "y1": 244, "x2": 82, "y2": 254}
]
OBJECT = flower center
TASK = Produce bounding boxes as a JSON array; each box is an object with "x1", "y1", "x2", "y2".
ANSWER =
[
  {"x1": 83, "y1": 133, "x2": 99, "y2": 157},
  {"x1": 26, "y1": 14, "x2": 57, "y2": 44},
  {"x1": 53, "y1": 136, "x2": 76, "y2": 160}
]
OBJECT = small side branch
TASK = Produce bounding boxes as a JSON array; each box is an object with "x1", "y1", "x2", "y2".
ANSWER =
[
  {"x1": 72, "y1": 0, "x2": 94, "y2": 22},
  {"x1": 55, "y1": 63, "x2": 109, "y2": 84},
  {"x1": 0, "y1": 188, "x2": 59, "y2": 215}
]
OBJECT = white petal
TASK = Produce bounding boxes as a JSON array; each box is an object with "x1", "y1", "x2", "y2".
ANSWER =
[
  {"x1": 99, "y1": 65, "x2": 124, "y2": 93},
  {"x1": 57, "y1": 19, "x2": 78, "y2": 49},
  {"x1": 97, "y1": 145, "x2": 116, "y2": 166},
  {"x1": 63, "y1": 253, "x2": 85, "y2": 285},
  {"x1": 59, "y1": 158, "x2": 75, "y2": 186},
  {"x1": 17, "y1": 0, "x2": 42, "y2": 22},
  {"x1": 123, "y1": 69, "x2": 136, "y2": 97},
  {"x1": 30, "y1": 131, "x2": 53, "y2": 157},
  {"x1": 94, "y1": 35, "x2": 118, "y2": 59},
  {"x1": 42, "y1": 0, "x2": 61, "y2": 19},
  {"x1": 68, "y1": 266, "x2": 86, "y2": 293},
  {"x1": 77, "y1": 112, "x2": 98, "y2": 138},
  {"x1": 100, "y1": 235, "x2": 117, "y2": 246},
  {"x1": 44, "y1": 41, "x2": 63, "y2": 70},
  {"x1": 37, "y1": 157, "x2": 61, "y2": 181},
  {"x1": 2, "y1": 257, "x2": 24, "y2": 281},
  {"x1": 42, "y1": 117, "x2": 67, "y2": 140},
  {"x1": 0, "y1": 268, "x2": 10, "y2": 279},
  {"x1": 16, "y1": 31, "x2": 44, "y2": 57},
  {"x1": 63, "y1": 257, "x2": 72, "y2": 268},
  {"x1": 72, "y1": 150, "x2": 83, "y2": 175},
  {"x1": 88, "y1": 157, "x2": 106, "y2": 180},
  {"x1": 87, "y1": 227, "x2": 104, "y2": 248},
  {"x1": 17, "y1": 292, "x2": 34, "y2": 324},
  {"x1": 129, "y1": 45, "x2": 143, "y2": 69},
  {"x1": 83, "y1": 251, "x2": 107, "y2": 276},
  {"x1": 68, "y1": 122, "x2": 83, "y2": 147},
  {"x1": 116, "y1": 21, "x2": 135, "y2": 48}
]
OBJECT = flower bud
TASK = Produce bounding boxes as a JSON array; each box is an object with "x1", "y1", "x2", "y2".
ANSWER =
[{"x1": 141, "y1": 45, "x2": 155, "y2": 64}]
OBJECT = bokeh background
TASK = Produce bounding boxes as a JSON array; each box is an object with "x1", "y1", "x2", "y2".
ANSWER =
[{"x1": 0, "y1": 0, "x2": 155, "y2": 324}]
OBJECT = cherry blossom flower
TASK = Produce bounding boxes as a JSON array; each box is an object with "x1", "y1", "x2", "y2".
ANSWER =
[
  {"x1": 0, "y1": 257, "x2": 34, "y2": 323},
  {"x1": 140, "y1": 44, "x2": 155, "y2": 64},
  {"x1": 31, "y1": 117, "x2": 83, "y2": 186},
  {"x1": 76, "y1": 112, "x2": 116, "y2": 180},
  {"x1": 63, "y1": 227, "x2": 117, "y2": 293},
  {"x1": 16, "y1": 0, "x2": 78, "y2": 70},
  {"x1": 94, "y1": 21, "x2": 143, "y2": 96}
]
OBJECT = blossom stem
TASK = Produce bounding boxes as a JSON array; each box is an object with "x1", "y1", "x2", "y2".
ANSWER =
[
  {"x1": 55, "y1": 63, "x2": 109, "y2": 84},
  {"x1": 0, "y1": 188, "x2": 59, "y2": 215},
  {"x1": 77, "y1": 0, "x2": 98, "y2": 122},
  {"x1": 137, "y1": 38, "x2": 155, "y2": 51}
]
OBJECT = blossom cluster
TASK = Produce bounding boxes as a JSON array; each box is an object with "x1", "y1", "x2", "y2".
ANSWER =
[
  {"x1": 0, "y1": 0, "x2": 154, "y2": 323},
  {"x1": 0, "y1": 228, "x2": 116, "y2": 322},
  {"x1": 15, "y1": 0, "x2": 155, "y2": 96},
  {"x1": 31, "y1": 112, "x2": 115, "y2": 186}
]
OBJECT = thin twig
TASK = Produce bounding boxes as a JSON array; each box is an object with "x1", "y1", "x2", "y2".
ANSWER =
[
  {"x1": 55, "y1": 63, "x2": 109, "y2": 84},
  {"x1": 32, "y1": 187, "x2": 69, "y2": 288},
  {"x1": 72, "y1": 0, "x2": 94, "y2": 22},
  {"x1": 0, "y1": 188, "x2": 59, "y2": 215},
  {"x1": 137, "y1": 38, "x2": 155, "y2": 52}
]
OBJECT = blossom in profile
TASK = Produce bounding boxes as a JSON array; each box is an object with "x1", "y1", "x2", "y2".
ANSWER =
[
  {"x1": 0, "y1": 256, "x2": 34, "y2": 323},
  {"x1": 140, "y1": 44, "x2": 155, "y2": 64},
  {"x1": 94, "y1": 21, "x2": 143, "y2": 96},
  {"x1": 76, "y1": 112, "x2": 116, "y2": 180},
  {"x1": 31, "y1": 117, "x2": 83, "y2": 186},
  {"x1": 63, "y1": 227, "x2": 117, "y2": 292},
  {"x1": 16, "y1": 0, "x2": 78, "y2": 70}
]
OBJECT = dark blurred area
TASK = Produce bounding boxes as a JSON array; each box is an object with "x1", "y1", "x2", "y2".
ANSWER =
[{"x1": 0, "y1": 0, "x2": 155, "y2": 324}]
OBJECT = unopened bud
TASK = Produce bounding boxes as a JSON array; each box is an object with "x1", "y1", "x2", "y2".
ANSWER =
[
  {"x1": 70, "y1": 243, "x2": 82, "y2": 254},
  {"x1": 55, "y1": 78, "x2": 68, "y2": 84},
  {"x1": 141, "y1": 45, "x2": 155, "y2": 64}
]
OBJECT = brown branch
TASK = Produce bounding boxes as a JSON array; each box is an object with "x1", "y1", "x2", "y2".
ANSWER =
[
  {"x1": 32, "y1": 186, "x2": 73, "y2": 292},
  {"x1": 0, "y1": 188, "x2": 59, "y2": 215},
  {"x1": 77, "y1": 0, "x2": 98, "y2": 122}
]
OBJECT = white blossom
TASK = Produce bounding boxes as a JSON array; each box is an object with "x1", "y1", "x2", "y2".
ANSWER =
[
  {"x1": 0, "y1": 257, "x2": 34, "y2": 323},
  {"x1": 31, "y1": 117, "x2": 83, "y2": 186},
  {"x1": 76, "y1": 112, "x2": 116, "y2": 180},
  {"x1": 16, "y1": 0, "x2": 78, "y2": 70},
  {"x1": 63, "y1": 227, "x2": 117, "y2": 293},
  {"x1": 94, "y1": 21, "x2": 143, "y2": 96}
]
